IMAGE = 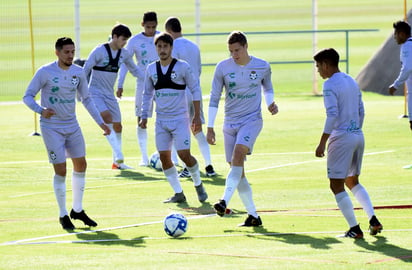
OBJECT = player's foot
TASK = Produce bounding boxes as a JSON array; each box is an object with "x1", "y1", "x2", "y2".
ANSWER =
[
  {"x1": 338, "y1": 224, "x2": 363, "y2": 239},
  {"x1": 112, "y1": 162, "x2": 134, "y2": 170},
  {"x1": 139, "y1": 159, "x2": 149, "y2": 167},
  {"x1": 195, "y1": 183, "x2": 208, "y2": 202},
  {"x1": 163, "y1": 192, "x2": 187, "y2": 203},
  {"x1": 205, "y1": 165, "x2": 217, "y2": 177},
  {"x1": 70, "y1": 209, "x2": 97, "y2": 227},
  {"x1": 178, "y1": 168, "x2": 191, "y2": 178},
  {"x1": 213, "y1": 199, "x2": 227, "y2": 217},
  {"x1": 238, "y1": 214, "x2": 263, "y2": 227},
  {"x1": 369, "y1": 215, "x2": 383, "y2": 235},
  {"x1": 59, "y1": 215, "x2": 75, "y2": 230}
]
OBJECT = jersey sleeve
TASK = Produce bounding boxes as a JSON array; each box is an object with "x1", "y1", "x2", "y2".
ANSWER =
[
  {"x1": 141, "y1": 66, "x2": 155, "y2": 119},
  {"x1": 322, "y1": 82, "x2": 338, "y2": 134},
  {"x1": 22, "y1": 68, "x2": 46, "y2": 114},
  {"x1": 392, "y1": 42, "x2": 412, "y2": 89}
]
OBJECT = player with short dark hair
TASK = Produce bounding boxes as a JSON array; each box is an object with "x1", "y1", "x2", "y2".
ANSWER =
[
  {"x1": 207, "y1": 31, "x2": 278, "y2": 227},
  {"x1": 23, "y1": 37, "x2": 110, "y2": 230},
  {"x1": 314, "y1": 48, "x2": 383, "y2": 238},
  {"x1": 139, "y1": 32, "x2": 208, "y2": 204}
]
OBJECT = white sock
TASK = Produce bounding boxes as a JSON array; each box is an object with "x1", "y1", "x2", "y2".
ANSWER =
[
  {"x1": 222, "y1": 166, "x2": 243, "y2": 204},
  {"x1": 171, "y1": 145, "x2": 179, "y2": 166},
  {"x1": 137, "y1": 126, "x2": 148, "y2": 163},
  {"x1": 195, "y1": 132, "x2": 212, "y2": 166},
  {"x1": 105, "y1": 124, "x2": 123, "y2": 163},
  {"x1": 187, "y1": 162, "x2": 201, "y2": 186},
  {"x1": 72, "y1": 171, "x2": 85, "y2": 213},
  {"x1": 351, "y1": 184, "x2": 375, "y2": 219},
  {"x1": 238, "y1": 177, "x2": 258, "y2": 217},
  {"x1": 335, "y1": 191, "x2": 358, "y2": 227},
  {"x1": 164, "y1": 166, "x2": 183, "y2": 193},
  {"x1": 53, "y1": 174, "x2": 67, "y2": 217}
]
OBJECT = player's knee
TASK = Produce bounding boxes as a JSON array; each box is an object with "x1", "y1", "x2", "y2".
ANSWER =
[{"x1": 113, "y1": 123, "x2": 122, "y2": 133}]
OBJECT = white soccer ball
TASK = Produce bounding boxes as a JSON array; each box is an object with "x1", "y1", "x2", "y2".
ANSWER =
[
  {"x1": 149, "y1": 152, "x2": 162, "y2": 171},
  {"x1": 164, "y1": 213, "x2": 188, "y2": 238}
]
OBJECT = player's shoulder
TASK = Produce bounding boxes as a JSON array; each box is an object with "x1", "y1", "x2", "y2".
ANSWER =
[{"x1": 250, "y1": 56, "x2": 270, "y2": 67}]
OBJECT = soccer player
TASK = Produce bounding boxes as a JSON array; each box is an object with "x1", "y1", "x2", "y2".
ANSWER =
[
  {"x1": 165, "y1": 16, "x2": 217, "y2": 178},
  {"x1": 83, "y1": 24, "x2": 140, "y2": 170},
  {"x1": 389, "y1": 20, "x2": 412, "y2": 131},
  {"x1": 117, "y1": 12, "x2": 160, "y2": 166},
  {"x1": 207, "y1": 31, "x2": 278, "y2": 226},
  {"x1": 139, "y1": 32, "x2": 208, "y2": 203},
  {"x1": 23, "y1": 37, "x2": 110, "y2": 230},
  {"x1": 314, "y1": 48, "x2": 383, "y2": 238}
]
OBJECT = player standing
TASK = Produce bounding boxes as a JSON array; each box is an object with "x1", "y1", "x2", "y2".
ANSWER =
[
  {"x1": 207, "y1": 31, "x2": 278, "y2": 226},
  {"x1": 139, "y1": 33, "x2": 208, "y2": 203},
  {"x1": 314, "y1": 48, "x2": 383, "y2": 238},
  {"x1": 117, "y1": 12, "x2": 160, "y2": 166},
  {"x1": 23, "y1": 37, "x2": 110, "y2": 230},
  {"x1": 165, "y1": 16, "x2": 217, "y2": 178},
  {"x1": 83, "y1": 24, "x2": 140, "y2": 170}
]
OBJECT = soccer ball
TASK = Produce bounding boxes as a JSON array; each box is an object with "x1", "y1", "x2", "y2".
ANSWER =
[
  {"x1": 149, "y1": 152, "x2": 162, "y2": 171},
  {"x1": 164, "y1": 213, "x2": 188, "y2": 238}
]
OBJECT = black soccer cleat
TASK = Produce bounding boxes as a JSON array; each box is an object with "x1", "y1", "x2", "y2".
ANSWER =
[
  {"x1": 59, "y1": 215, "x2": 75, "y2": 230},
  {"x1": 213, "y1": 199, "x2": 227, "y2": 217},
  {"x1": 238, "y1": 214, "x2": 263, "y2": 227},
  {"x1": 70, "y1": 209, "x2": 97, "y2": 227},
  {"x1": 369, "y1": 215, "x2": 383, "y2": 236},
  {"x1": 205, "y1": 165, "x2": 217, "y2": 177},
  {"x1": 340, "y1": 224, "x2": 364, "y2": 239}
]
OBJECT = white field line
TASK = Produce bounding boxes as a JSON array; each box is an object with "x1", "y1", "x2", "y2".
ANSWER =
[{"x1": 1, "y1": 214, "x2": 215, "y2": 246}]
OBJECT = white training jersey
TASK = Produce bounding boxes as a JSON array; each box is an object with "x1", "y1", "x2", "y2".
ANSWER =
[
  {"x1": 23, "y1": 61, "x2": 103, "y2": 128},
  {"x1": 322, "y1": 72, "x2": 365, "y2": 136},
  {"x1": 83, "y1": 43, "x2": 139, "y2": 97},
  {"x1": 391, "y1": 38, "x2": 412, "y2": 90},
  {"x1": 117, "y1": 31, "x2": 160, "y2": 89},
  {"x1": 142, "y1": 59, "x2": 201, "y2": 120},
  {"x1": 172, "y1": 37, "x2": 201, "y2": 78},
  {"x1": 209, "y1": 56, "x2": 274, "y2": 123}
]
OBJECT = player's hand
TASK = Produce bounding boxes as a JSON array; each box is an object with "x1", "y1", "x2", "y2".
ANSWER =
[
  {"x1": 268, "y1": 102, "x2": 278, "y2": 115},
  {"x1": 41, "y1": 108, "x2": 56, "y2": 119},
  {"x1": 101, "y1": 123, "x2": 111, "y2": 136},
  {"x1": 139, "y1": 118, "x2": 148, "y2": 129},
  {"x1": 207, "y1": 127, "x2": 216, "y2": 145},
  {"x1": 389, "y1": 86, "x2": 397, "y2": 96},
  {"x1": 315, "y1": 144, "x2": 325, "y2": 158},
  {"x1": 116, "y1": 88, "x2": 123, "y2": 98}
]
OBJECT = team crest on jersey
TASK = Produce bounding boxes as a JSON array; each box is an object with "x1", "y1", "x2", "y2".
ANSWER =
[
  {"x1": 71, "y1": 76, "x2": 79, "y2": 86},
  {"x1": 171, "y1": 71, "x2": 177, "y2": 80},
  {"x1": 249, "y1": 71, "x2": 258, "y2": 80}
]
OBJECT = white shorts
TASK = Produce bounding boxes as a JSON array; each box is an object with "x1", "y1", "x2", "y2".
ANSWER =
[
  {"x1": 327, "y1": 132, "x2": 364, "y2": 179},
  {"x1": 135, "y1": 84, "x2": 153, "y2": 118},
  {"x1": 155, "y1": 118, "x2": 191, "y2": 151},
  {"x1": 92, "y1": 94, "x2": 122, "y2": 123},
  {"x1": 41, "y1": 125, "x2": 85, "y2": 164},
  {"x1": 223, "y1": 117, "x2": 263, "y2": 163}
]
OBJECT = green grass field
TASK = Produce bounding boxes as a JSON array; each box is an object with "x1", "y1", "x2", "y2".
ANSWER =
[{"x1": 1, "y1": 0, "x2": 412, "y2": 269}]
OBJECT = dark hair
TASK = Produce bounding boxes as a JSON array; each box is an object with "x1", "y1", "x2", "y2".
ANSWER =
[
  {"x1": 164, "y1": 17, "x2": 182, "y2": 33},
  {"x1": 227, "y1": 31, "x2": 247, "y2": 46},
  {"x1": 393, "y1": 20, "x2": 411, "y2": 35},
  {"x1": 111, "y1": 24, "x2": 132, "y2": 38},
  {"x1": 143, "y1": 11, "x2": 157, "y2": 23},
  {"x1": 154, "y1": 32, "x2": 174, "y2": 46},
  {"x1": 55, "y1": 37, "x2": 74, "y2": 50},
  {"x1": 313, "y1": 48, "x2": 340, "y2": 67}
]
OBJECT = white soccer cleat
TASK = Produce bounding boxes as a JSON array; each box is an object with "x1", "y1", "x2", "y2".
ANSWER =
[{"x1": 113, "y1": 162, "x2": 134, "y2": 170}]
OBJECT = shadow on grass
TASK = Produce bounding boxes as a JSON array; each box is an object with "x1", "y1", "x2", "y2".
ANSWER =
[
  {"x1": 114, "y1": 169, "x2": 162, "y2": 181},
  {"x1": 355, "y1": 236, "x2": 412, "y2": 263},
  {"x1": 74, "y1": 228, "x2": 146, "y2": 247}
]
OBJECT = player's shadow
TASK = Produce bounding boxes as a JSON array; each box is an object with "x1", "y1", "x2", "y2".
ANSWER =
[
  {"x1": 175, "y1": 201, "x2": 215, "y2": 215},
  {"x1": 74, "y1": 228, "x2": 146, "y2": 247},
  {"x1": 224, "y1": 226, "x2": 341, "y2": 250},
  {"x1": 354, "y1": 236, "x2": 412, "y2": 263},
  {"x1": 114, "y1": 170, "x2": 162, "y2": 181}
]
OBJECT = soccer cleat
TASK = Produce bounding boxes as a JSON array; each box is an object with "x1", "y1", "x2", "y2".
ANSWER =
[
  {"x1": 59, "y1": 215, "x2": 75, "y2": 230},
  {"x1": 70, "y1": 209, "x2": 98, "y2": 227},
  {"x1": 339, "y1": 224, "x2": 364, "y2": 239},
  {"x1": 205, "y1": 165, "x2": 217, "y2": 177},
  {"x1": 213, "y1": 199, "x2": 227, "y2": 217},
  {"x1": 163, "y1": 192, "x2": 187, "y2": 203},
  {"x1": 369, "y1": 215, "x2": 383, "y2": 236},
  {"x1": 195, "y1": 183, "x2": 208, "y2": 202},
  {"x1": 178, "y1": 168, "x2": 191, "y2": 178},
  {"x1": 238, "y1": 214, "x2": 263, "y2": 227}
]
